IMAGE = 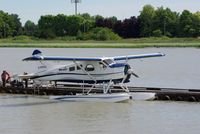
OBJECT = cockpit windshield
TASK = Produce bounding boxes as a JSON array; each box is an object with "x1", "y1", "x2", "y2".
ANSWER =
[{"x1": 102, "y1": 59, "x2": 115, "y2": 65}]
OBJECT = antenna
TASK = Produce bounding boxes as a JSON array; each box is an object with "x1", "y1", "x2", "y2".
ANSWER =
[{"x1": 71, "y1": 0, "x2": 81, "y2": 15}]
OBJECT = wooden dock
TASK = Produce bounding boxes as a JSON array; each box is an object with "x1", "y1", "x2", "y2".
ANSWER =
[
  {"x1": 1, "y1": 84, "x2": 200, "y2": 102},
  {"x1": 128, "y1": 87, "x2": 200, "y2": 102}
]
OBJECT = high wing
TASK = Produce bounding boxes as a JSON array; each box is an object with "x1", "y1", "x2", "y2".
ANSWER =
[
  {"x1": 23, "y1": 49, "x2": 102, "y2": 61},
  {"x1": 23, "y1": 49, "x2": 165, "y2": 62},
  {"x1": 23, "y1": 56, "x2": 102, "y2": 61},
  {"x1": 113, "y1": 52, "x2": 165, "y2": 61}
]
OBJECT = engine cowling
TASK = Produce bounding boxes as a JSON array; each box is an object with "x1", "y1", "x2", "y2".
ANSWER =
[
  {"x1": 123, "y1": 64, "x2": 132, "y2": 83},
  {"x1": 123, "y1": 64, "x2": 139, "y2": 83}
]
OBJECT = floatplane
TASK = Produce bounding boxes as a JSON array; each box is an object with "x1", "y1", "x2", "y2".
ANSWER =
[{"x1": 19, "y1": 49, "x2": 165, "y2": 102}]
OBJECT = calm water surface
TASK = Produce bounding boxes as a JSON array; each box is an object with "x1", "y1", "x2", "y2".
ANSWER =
[
  {"x1": 0, "y1": 47, "x2": 200, "y2": 134},
  {"x1": 0, "y1": 97, "x2": 200, "y2": 134},
  {"x1": 0, "y1": 47, "x2": 200, "y2": 88}
]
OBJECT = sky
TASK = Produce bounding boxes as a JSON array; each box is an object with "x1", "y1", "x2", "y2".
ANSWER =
[{"x1": 0, "y1": 0, "x2": 200, "y2": 25}]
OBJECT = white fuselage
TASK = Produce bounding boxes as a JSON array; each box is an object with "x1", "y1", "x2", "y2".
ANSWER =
[
  {"x1": 23, "y1": 50, "x2": 164, "y2": 84},
  {"x1": 32, "y1": 61, "x2": 125, "y2": 84}
]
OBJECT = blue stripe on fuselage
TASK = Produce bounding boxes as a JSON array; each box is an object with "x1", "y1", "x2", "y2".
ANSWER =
[{"x1": 109, "y1": 63, "x2": 126, "y2": 68}]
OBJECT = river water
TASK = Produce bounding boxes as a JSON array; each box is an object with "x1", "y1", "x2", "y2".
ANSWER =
[
  {"x1": 0, "y1": 47, "x2": 200, "y2": 89},
  {"x1": 0, "y1": 47, "x2": 200, "y2": 134}
]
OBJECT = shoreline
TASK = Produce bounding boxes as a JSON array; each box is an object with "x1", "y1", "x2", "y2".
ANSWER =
[
  {"x1": 0, "y1": 42, "x2": 200, "y2": 48},
  {"x1": 0, "y1": 37, "x2": 200, "y2": 48}
]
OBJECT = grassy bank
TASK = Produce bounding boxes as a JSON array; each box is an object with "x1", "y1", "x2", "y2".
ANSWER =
[
  {"x1": 1, "y1": 42, "x2": 200, "y2": 48},
  {"x1": 0, "y1": 37, "x2": 200, "y2": 48}
]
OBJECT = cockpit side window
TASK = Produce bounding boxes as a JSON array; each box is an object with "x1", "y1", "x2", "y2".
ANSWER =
[
  {"x1": 77, "y1": 64, "x2": 83, "y2": 70},
  {"x1": 85, "y1": 64, "x2": 95, "y2": 71},
  {"x1": 99, "y1": 62, "x2": 107, "y2": 68}
]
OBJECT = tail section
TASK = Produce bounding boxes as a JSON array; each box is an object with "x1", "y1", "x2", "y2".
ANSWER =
[
  {"x1": 23, "y1": 49, "x2": 49, "y2": 72},
  {"x1": 32, "y1": 49, "x2": 42, "y2": 56},
  {"x1": 23, "y1": 49, "x2": 43, "y2": 61}
]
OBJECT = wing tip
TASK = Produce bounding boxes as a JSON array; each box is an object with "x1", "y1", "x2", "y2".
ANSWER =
[{"x1": 158, "y1": 52, "x2": 165, "y2": 57}]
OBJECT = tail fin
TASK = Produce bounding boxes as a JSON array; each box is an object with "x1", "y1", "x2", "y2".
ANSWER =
[
  {"x1": 21, "y1": 49, "x2": 52, "y2": 74},
  {"x1": 32, "y1": 50, "x2": 48, "y2": 72},
  {"x1": 23, "y1": 49, "x2": 43, "y2": 61},
  {"x1": 32, "y1": 49, "x2": 42, "y2": 56}
]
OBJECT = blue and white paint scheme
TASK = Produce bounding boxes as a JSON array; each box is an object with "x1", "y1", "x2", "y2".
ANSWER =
[
  {"x1": 22, "y1": 49, "x2": 164, "y2": 84},
  {"x1": 20, "y1": 49, "x2": 164, "y2": 102}
]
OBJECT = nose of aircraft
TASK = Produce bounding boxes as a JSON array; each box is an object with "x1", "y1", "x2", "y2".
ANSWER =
[{"x1": 123, "y1": 64, "x2": 139, "y2": 83}]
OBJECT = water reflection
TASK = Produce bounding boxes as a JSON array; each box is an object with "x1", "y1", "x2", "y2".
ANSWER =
[
  {"x1": 0, "y1": 96, "x2": 200, "y2": 134},
  {"x1": 0, "y1": 95, "x2": 54, "y2": 107},
  {"x1": 0, "y1": 101, "x2": 56, "y2": 108}
]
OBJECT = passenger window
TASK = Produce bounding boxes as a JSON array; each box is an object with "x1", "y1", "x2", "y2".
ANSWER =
[
  {"x1": 59, "y1": 66, "x2": 68, "y2": 71},
  {"x1": 69, "y1": 66, "x2": 75, "y2": 71},
  {"x1": 85, "y1": 64, "x2": 95, "y2": 71}
]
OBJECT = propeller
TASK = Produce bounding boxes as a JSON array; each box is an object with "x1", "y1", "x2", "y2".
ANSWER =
[
  {"x1": 127, "y1": 69, "x2": 139, "y2": 78},
  {"x1": 122, "y1": 64, "x2": 139, "y2": 83}
]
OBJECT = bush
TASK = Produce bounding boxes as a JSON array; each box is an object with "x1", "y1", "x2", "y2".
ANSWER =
[
  {"x1": 39, "y1": 29, "x2": 56, "y2": 39},
  {"x1": 81, "y1": 27, "x2": 121, "y2": 41},
  {"x1": 94, "y1": 29, "x2": 108, "y2": 40},
  {"x1": 12, "y1": 35, "x2": 32, "y2": 40},
  {"x1": 76, "y1": 30, "x2": 84, "y2": 40},
  {"x1": 57, "y1": 36, "x2": 77, "y2": 41},
  {"x1": 152, "y1": 29, "x2": 162, "y2": 37}
]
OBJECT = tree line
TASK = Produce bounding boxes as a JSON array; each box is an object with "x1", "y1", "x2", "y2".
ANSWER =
[{"x1": 0, "y1": 5, "x2": 200, "y2": 40}]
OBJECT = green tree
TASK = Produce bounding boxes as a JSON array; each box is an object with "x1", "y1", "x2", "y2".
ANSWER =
[
  {"x1": 38, "y1": 15, "x2": 56, "y2": 38},
  {"x1": 0, "y1": 13, "x2": 4, "y2": 38},
  {"x1": 153, "y1": 7, "x2": 179, "y2": 37},
  {"x1": 0, "y1": 11, "x2": 12, "y2": 37},
  {"x1": 80, "y1": 13, "x2": 95, "y2": 33},
  {"x1": 65, "y1": 15, "x2": 84, "y2": 36},
  {"x1": 54, "y1": 14, "x2": 68, "y2": 36},
  {"x1": 192, "y1": 12, "x2": 200, "y2": 37},
  {"x1": 138, "y1": 5, "x2": 155, "y2": 37},
  {"x1": 10, "y1": 14, "x2": 22, "y2": 36},
  {"x1": 179, "y1": 10, "x2": 194, "y2": 37},
  {"x1": 0, "y1": 11, "x2": 22, "y2": 38},
  {"x1": 24, "y1": 20, "x2": 37, "y2": 36}
]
